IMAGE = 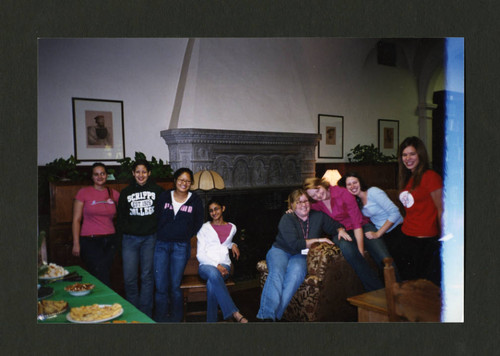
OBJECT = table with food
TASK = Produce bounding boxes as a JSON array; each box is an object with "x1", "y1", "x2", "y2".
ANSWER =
[{"x1": 37, "y1": 264, "x2": 155, "y2": 323}]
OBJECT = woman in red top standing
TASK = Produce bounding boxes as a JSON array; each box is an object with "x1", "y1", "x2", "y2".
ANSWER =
[{"x1": 395, "y1": 136, "x2": 443, "y2": 286}]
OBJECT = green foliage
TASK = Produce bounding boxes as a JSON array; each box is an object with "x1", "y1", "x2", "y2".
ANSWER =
[
  {"x1": 116, "y1": 152, "x2": 173, "y2": 181},
  {"x1": 44, "y1": 155, "x2": 85, "y2": 182},
  {"x1": 347, "y1": 144, "x2": 396, "y2": 163}
]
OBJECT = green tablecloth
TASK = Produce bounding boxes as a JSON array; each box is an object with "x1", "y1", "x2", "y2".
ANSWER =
[{"x1": 38, "y1": 265, "x2": 155, "y2": 324}]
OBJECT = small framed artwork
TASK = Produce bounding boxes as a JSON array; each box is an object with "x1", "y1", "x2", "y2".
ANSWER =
[
  {"x1": 378, "y1": 119, "x2": 399, "y2": 157},
  {"x1": 72, "y1": 97, "x2": 125, "y2": 161},
  {"x1": 318, "y1": 114, "x2": 344, "y2": 158}
]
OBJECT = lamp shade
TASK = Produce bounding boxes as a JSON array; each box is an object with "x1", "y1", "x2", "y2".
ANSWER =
[
  {"x1": 322, "y1": 169, "x2": 342, "y2": 186},
  {"x1": 191, "y1": 170, "x2": 225, "y2": 191}
]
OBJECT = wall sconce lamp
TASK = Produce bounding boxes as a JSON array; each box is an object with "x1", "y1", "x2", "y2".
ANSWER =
[
  {"x1": 190, "y1": 170, "x2": 225, "y2": 191},
  {"x1": 322, "y1": 169, "x2": 342, "y2": 186}
]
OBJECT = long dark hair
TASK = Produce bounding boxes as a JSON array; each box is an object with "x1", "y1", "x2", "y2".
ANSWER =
[
  {"x1": 337, "y1": 172, "x2": 368, "y2": 210},
  {"x1": 398, "y1": 136, "x2": 430, "y2": 191}
]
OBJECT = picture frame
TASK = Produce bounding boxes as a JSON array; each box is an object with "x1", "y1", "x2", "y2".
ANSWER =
[
  {"x1": 72, "y1": 97, "x2": 125, "y2": 161},
  {"x1": 378, "y1": 119, "x2": 399, "y2": 157},
  {"x1": 318, "y1": 114, "x2": 344, "y2": 158}
]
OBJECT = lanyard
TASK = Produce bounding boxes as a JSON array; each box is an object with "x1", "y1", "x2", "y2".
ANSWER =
[{"x1": 296, "y1": 215, "x2": 309, "y2": 240}]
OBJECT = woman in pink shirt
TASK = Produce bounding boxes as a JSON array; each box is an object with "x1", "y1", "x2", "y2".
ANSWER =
[
  {"x1": 304, "y1": 177, "x2": 384, "y2": 291},
  {"x1": 72, "y1": 163, "x2": 119, "y2": 286}
]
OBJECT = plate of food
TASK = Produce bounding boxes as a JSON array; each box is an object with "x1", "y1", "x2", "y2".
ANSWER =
[
  {"x1": 37, "y1": 300, "x2": 68, "y2": 320},
  {"x1": 64, "y1": 283, "x2": 95, "y2": 296},
  {"x1": 66, "y1": 303, "x2": 123, "y2": 323},
  {"x1": 38, "y1": 263, "x2": 69, "y2": 280}
]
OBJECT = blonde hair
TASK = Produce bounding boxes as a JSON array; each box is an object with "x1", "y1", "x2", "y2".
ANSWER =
[
  {"x1": 302, "y1": 177, "x2": 330, "y2": 191},
  {"x1": 287, "y1": 189, "x2": 309, "y2": 210}
]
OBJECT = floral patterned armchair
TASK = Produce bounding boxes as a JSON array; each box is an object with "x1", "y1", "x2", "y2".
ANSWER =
[{"x1": 257, "y1": 242, "x2": 371, "y2": 322}]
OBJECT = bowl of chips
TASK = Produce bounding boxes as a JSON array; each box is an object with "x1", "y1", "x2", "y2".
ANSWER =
[{"x1": 64, "y1": 282, "x2": 95, "y2": 296}]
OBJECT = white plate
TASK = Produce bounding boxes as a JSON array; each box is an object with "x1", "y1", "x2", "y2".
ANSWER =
[
  {"x1": 38, "y1": 269, "x2": 70, "y2": 280},
  {"x1": 66, "y1": 305, "x2": 124, "y2": 324},
  {"x1": 67, "y1": 289, "x2": 92, "y2": 297}
]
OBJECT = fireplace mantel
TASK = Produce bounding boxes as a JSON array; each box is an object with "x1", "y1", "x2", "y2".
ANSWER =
[{"x1": 161, "y1": 128, "x2": 320, "y2": 189}]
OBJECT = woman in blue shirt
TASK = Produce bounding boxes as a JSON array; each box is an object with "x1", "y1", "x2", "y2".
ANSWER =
[
  {"x1": 153, "y1": 168, "x2": 204, "y2": 322},
  {"x1": 338, "y1": 172, "x2": 401, "y2": 279}
]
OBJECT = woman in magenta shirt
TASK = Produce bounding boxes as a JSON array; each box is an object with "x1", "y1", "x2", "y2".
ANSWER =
[{"x1": 304, "y1": 177, "x2": 384, "y2": 291}]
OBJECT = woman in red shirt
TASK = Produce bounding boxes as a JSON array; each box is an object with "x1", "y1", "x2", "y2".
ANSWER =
[{"x1": 394, "y1": 136, "x2": 443, "y2": 286}]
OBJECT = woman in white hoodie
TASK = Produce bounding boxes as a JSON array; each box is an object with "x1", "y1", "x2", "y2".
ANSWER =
[{"x1": 196, "y1": 199, "x2": 248, "y2": 323}]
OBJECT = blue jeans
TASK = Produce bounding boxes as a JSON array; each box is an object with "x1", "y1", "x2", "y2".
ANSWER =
[
  {"x1": 153, "y1": 240, "x2": 191, "y2": 322},
  {"x1": 332, "y1": 226, "x2": 386, "y2": 291},
  {"x1": 80, "y1": 235, "x2": 116, "y2": 287},
  {"x1": 198, "y1": 264, "x2": 237, "y2": 322},
  {"x1": 256, "y1": 246, "x2": 307, "y2": 321},
  {"x1": 363, "y1": 223, "x2": 401, "y2": 281},
  {"x1": 122, "y1": 233, "x2": 156, "y2": 317}
]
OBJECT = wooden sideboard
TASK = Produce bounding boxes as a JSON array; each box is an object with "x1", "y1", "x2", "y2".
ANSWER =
[{"x1": 47, "y1": 181, "x2": 174, "y2": 268}]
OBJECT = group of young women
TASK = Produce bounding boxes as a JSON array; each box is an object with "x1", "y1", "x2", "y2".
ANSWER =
[
  {"x1": 71, "y1": 161, "x2": 248, "y2": 323},
  {"x1": 71, "y1": 135, "x2": 443, "y2": 323},
  {"x1": 257, "y1": 136, "x2": 443, "y2": 321}
]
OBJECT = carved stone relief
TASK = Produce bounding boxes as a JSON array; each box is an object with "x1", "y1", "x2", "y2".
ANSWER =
[{"x1": 161, "y1": 128, "x2": 320, "y2": 189}]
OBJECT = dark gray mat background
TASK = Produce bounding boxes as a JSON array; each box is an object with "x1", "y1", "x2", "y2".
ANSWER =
[{"x1": 1, "y1": 0, "x2": 496, "y2": 354}]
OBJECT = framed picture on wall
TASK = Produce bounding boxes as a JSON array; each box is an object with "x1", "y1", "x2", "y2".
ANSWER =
[
  {"x1": 318, "y1": 114, "x2": 343, "y2": 158},
  {"x1": 378, "y1": 119, "x2": 399, "y2": 157},
  {"x1": 72, "y1": 97, "x2": 125, "y2": 161}
]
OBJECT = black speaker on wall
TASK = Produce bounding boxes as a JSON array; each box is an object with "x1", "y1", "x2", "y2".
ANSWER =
[{"x1": 377, "y1": 41, "x2": 397, "y2": 67}]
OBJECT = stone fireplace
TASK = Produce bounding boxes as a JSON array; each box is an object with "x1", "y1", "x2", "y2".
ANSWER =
[
  {"x1": 160, "y1": 128, "x2": 321, "y2": 280},
  {"x1": 160, "y1": 128, "x2": 320, "y2": 189}
]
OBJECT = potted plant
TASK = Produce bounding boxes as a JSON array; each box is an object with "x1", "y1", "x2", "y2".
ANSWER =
[
  {"x1": 347, "y1": 144, "x2": 396, "y2": 163},
  {"x1": 43, "y1": 155, "x2": 85, "y2": 182}
]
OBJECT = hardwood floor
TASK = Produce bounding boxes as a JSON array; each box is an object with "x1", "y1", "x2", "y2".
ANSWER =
[{"x1": 184, "y1": 280, "x2": 262, "y2": 323}]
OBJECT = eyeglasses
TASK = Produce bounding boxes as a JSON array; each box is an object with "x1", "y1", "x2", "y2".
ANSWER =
[
  {"x1": 177, "y1": 179, "x2": 192, "y2": 184},
  {"x1": 295, "y1": 199, "x2": 310, "y2": 205}
]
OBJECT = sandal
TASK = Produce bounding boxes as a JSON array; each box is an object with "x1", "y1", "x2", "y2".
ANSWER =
[{"x1": 234, "y1": 314, "x2": 248, "y2": 323}]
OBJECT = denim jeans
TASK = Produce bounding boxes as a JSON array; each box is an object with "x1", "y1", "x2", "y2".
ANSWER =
[
  {"x1": 122, "y1": 233, "x2": 156, "y2": 317},
  {"x1": 153, "y1": 240, "x2": 191, "y2": 322},
  {"x1": 256, "y1": 246, "x2": 307, "y2": 321},
  {"x1": 198, "y1": 264, "x2": 237, "y2": 322},
  {"x1": 331, "y1": 227, "x2": 385, "y2": 291},
  {"x1": 363, "y1": 223, "x2": 401, "y2": 282},
  {"x1": 80, "y1": 235, "x2": 116, "y2": 287}
]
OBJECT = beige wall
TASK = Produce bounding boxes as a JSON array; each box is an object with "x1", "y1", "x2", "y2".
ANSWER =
[{"x1": 38, "y1": 38, "x2": 428, "y2": 165}]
